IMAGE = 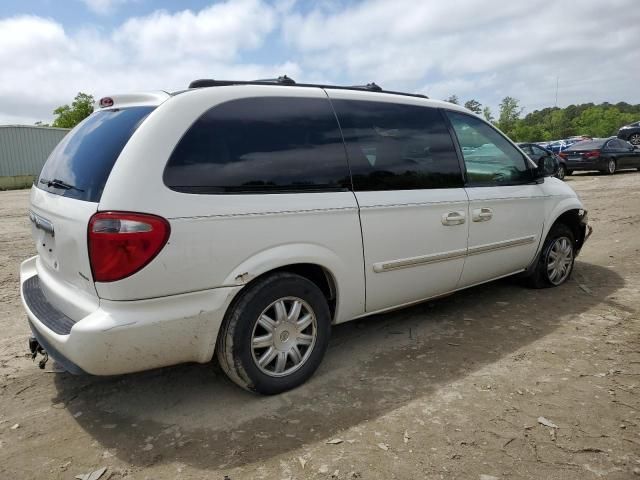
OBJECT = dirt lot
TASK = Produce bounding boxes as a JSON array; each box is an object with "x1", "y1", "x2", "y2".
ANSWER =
[{"x1": 0, "y1": 173, "x2": 639, "y2": 480}]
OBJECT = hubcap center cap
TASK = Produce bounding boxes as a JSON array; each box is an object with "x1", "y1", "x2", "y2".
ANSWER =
[{"x1": 280, "y1": 330, "x2": 290, "y2": 342}]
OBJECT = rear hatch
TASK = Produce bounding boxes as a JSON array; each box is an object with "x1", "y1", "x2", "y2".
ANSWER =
[{"x1": 30, "y1": 104, "x2": 157, "y2": 315}]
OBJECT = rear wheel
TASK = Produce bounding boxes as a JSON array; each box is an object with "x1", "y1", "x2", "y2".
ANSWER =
[
  {"x1": 629, "y1": 133, "x2": 640, "y2": 146},
  {"x1": 526, "y1": 224, "x2": 575, "y2": 289},
  {"x1": 601, "y1": 158, "x2": 617, "y2": 175},
  {"x1": 216, "y1": 272, "x2": 331, "y2": 394}
]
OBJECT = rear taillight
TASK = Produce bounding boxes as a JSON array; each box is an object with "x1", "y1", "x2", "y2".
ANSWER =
[
  {"x1": 558, "y1": 152, "x2": 568, "y2": 159},
  {"x1": 88, "y1": 212, "x2": 170, "y2": 282},
  {"x1": 583, "y1": 150, "x2": 601, "y2": 159}
]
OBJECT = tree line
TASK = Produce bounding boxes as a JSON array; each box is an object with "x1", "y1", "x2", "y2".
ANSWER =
[
  {"x1": 444, "y1": 95, "x2": 640, "y2": 142},
  {"x1": 36, "y1": 92, "x2": 640, "y2": 144}
]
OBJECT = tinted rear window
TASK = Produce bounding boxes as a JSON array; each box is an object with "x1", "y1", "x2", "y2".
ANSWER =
[
  {"x1": 164, "y1": 96, "x2": 351, "y2": 193},
  {"x1": 566, "y1": 140, "x2": 606, "y2": 151},
  {"x1": 331, "y1": 100, "x2": 463, "y2": 190},
  {"x1": 37, "y1": 107, "x2": 155, "y2": 202}
]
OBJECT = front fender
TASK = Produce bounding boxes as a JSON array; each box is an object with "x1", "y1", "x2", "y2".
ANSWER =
[{"x1": 528, "y1": 194, "x2": 586, "y2": 270}]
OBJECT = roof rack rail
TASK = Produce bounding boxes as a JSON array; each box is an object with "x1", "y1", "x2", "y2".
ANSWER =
[
  {"x1": 252, "y1": 75, "x2": 296, "y2": 85},
  {"x1": 187, "y1": 77, "x2": 428, "y2": 99},
  {"x1": 188, "y1": 76, "x2": 296, "y2": 89},
  {"x1": 349, "y1": 82, "x2": 382, "y2": 92}
]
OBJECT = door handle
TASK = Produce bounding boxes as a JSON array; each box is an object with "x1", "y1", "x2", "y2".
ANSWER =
[
  {"x1": 442, "y1": 211, "x2": 466, "y2": 226},
  {"x1": 472, "y1": 207, "x2": 493, "y2": 222}
]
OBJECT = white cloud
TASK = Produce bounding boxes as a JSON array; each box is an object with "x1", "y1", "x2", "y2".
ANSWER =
[
  {"x1": 283, "y1": 0, "x2": 640, "y2": 112},
  {"x1": 0, "y1": 0, "x2": 639, "y2": 124},
  {"x1": 0, "y1": 1, "x2": 291, "y2": 123},
  {"x1": 114, "y1": 1, "x2": 276, "y2": 62}
]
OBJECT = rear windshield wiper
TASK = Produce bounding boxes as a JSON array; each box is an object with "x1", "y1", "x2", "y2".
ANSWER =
[{"x1": 39, "y1": 178, "x2": 84, "y2": 192}]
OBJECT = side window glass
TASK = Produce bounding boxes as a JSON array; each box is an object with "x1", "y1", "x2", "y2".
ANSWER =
[
  {"x1": 164, "y1": 97, "x2": 350, "y2": 193},
  {"x1": 446, "y1": 111, "x2": 532, "y2": 186},
  {"x1": 532, "y1": 146, "x2": 548, "y2": 156},
  {"x1": 332, "y1": 100, "x2": 463, "y2": 190},
  {"x1": 520, "y1": 145, "x2": 533, "y2": 155}
]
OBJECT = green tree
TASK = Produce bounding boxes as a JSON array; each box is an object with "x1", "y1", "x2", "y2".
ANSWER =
[
  {"x1": 497, "y1": 96, "x2": 523, "y2": 138},
  {"x1": 444, "y1": 94, "x2": 459, "y2": 105},
  {"x1": 573, "y1": 106, "x2": 634, "y2": 138},
  {"x1": 482, "y1": 106, "x2": 495, "y2": 123},
  {"x1": 464, "y1": 99, "x2": 482, "y2": 114},
  {"x1": 547, "y1": 109, "x2": 573, "y2": 139},
  {"x1": 51, "y1": 92, "x2": 94, "y2": 128}
]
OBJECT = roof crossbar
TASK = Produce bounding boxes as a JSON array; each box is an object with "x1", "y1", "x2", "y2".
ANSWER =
[
  {"x1": 252, "y1": 75, "x2": 296, "y2": 85},
  {"x1": 187, "y1": 76, "x2": 428, "y2": 99}
]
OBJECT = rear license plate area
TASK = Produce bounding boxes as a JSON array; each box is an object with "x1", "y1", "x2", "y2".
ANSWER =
[{"x1": 30, "y1": 211, "x2": 58, "y2": 270}]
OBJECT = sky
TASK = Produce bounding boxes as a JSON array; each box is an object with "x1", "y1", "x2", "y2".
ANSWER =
[{"x1": 0, "y1": 0, "x2": 639, "y2": 124}]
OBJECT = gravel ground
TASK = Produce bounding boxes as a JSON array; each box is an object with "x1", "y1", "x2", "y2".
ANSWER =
[{"x1": 0, "y1": 172, "x2": 639, "y2": 479}]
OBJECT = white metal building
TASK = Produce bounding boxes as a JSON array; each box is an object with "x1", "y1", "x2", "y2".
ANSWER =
[{"x1": 0, "y1": 125, "x2": 69, "y2": 189}]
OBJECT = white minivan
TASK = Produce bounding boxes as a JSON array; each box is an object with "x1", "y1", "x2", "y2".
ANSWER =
[{"x1": 21, "y1": 78, "x2": 590, "y2": 394}]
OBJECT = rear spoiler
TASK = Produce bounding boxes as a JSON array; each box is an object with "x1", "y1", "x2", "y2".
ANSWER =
[{"x1": 94, "y1": 91, "x2": 170, "y2": 110}]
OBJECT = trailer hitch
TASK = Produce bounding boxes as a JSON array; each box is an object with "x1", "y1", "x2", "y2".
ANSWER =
[{"x1": 29, "y1": 337, "x2": 49, "y2": 369}]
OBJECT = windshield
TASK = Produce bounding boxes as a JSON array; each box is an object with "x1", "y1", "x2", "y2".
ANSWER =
[{"x1": 37, "y1": 107, "x2": 155, "y2": 202}]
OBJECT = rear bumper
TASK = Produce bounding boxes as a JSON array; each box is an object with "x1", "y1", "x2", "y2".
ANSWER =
[
  {"x1": 565, "y1": 159, "x2": 606, "y2": 171},
  {"x1": 20, "y1": 255, "x2": 242, "y2": 375}
]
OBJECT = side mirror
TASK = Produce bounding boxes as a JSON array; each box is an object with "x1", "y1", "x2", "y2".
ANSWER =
[{"x1": 536, "y1": 156, "x2": 558, "y2": 178}]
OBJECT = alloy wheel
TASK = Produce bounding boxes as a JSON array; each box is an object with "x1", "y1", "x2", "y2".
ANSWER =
[
  {"x1": 251, "y1": 297, "x2": 317, "y2": 377},
  {"x1": 629, "y1": 133, "x2": 640, "y2": 146},
  {"x1": 608, "y1": 159, "x2": 616, "y2": 174},
  {"x1": 546, "y1": 236, "x2": 573, "y2": 285}
]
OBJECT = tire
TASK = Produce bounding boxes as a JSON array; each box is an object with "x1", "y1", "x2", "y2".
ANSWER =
[
  {"x1": 556, "y1": 164, "x2": 566, "y2": 180},
  {"x1": 526, "y1": 224, "x2": 575, "y2": 289},
  {"x1": 605, "y1": 158, "x2": 617, "y2": 175},
  {"x1": 566, "y1": 169, "x2": 573, "y2": 176},
  {"x1": 629, "y1": 133, "x2": 640, "y2": 146},
  {"x1": 216, "y1": 272, "x2": 331, "y2": 395}
]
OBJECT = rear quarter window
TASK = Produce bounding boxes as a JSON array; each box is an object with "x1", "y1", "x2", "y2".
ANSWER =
[
  {"x1": 163, "y1": 96, "x2": 351, "y2": 193},
  {"x1": 38, "y1": 107, "x2": 155, "y2": 202}
]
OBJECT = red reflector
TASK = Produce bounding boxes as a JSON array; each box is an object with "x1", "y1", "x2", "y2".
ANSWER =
[
  {"x1": 99, "y1": 97, "x2": 114, "y2": 108},
  {"x1": 88, "y1": 212, "x2": 170, "y2": 282}
]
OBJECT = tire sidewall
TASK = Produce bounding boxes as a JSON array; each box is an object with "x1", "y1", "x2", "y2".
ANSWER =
[
  {"x1": 229, "y1": 274, "x2": 331, "y2": 394},
  {"x1": 540, "y1": 225, "x2": 575, "y2": 287}
]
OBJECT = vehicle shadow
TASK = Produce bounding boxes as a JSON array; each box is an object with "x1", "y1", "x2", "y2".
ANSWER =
[{"x1": 52, "y1": 261, "x2": 623, "y2": 470}]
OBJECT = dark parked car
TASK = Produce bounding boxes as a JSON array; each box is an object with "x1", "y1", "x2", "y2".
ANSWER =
[
  {"x1": 518, "y1": 143, "x2": 567, "y2": 179},
  {"x1": 618, "y1": 121, "x2": 640, "y2": 146},
  {"x1": 559, "y1": 137, "x2": 640, "y2": 174}
]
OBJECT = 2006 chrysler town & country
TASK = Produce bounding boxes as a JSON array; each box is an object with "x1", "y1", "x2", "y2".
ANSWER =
[{"x1": 20, "y1": 78, "x2": 590, "y2": 394}]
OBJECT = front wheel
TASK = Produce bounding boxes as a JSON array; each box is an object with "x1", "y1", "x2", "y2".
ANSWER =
[
  {"x1": 216, "y1": 272, "x2": 331, "y2": 394},
  {"x1": 526, "y1": 224, "x2": 575, "y2": 289}
]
